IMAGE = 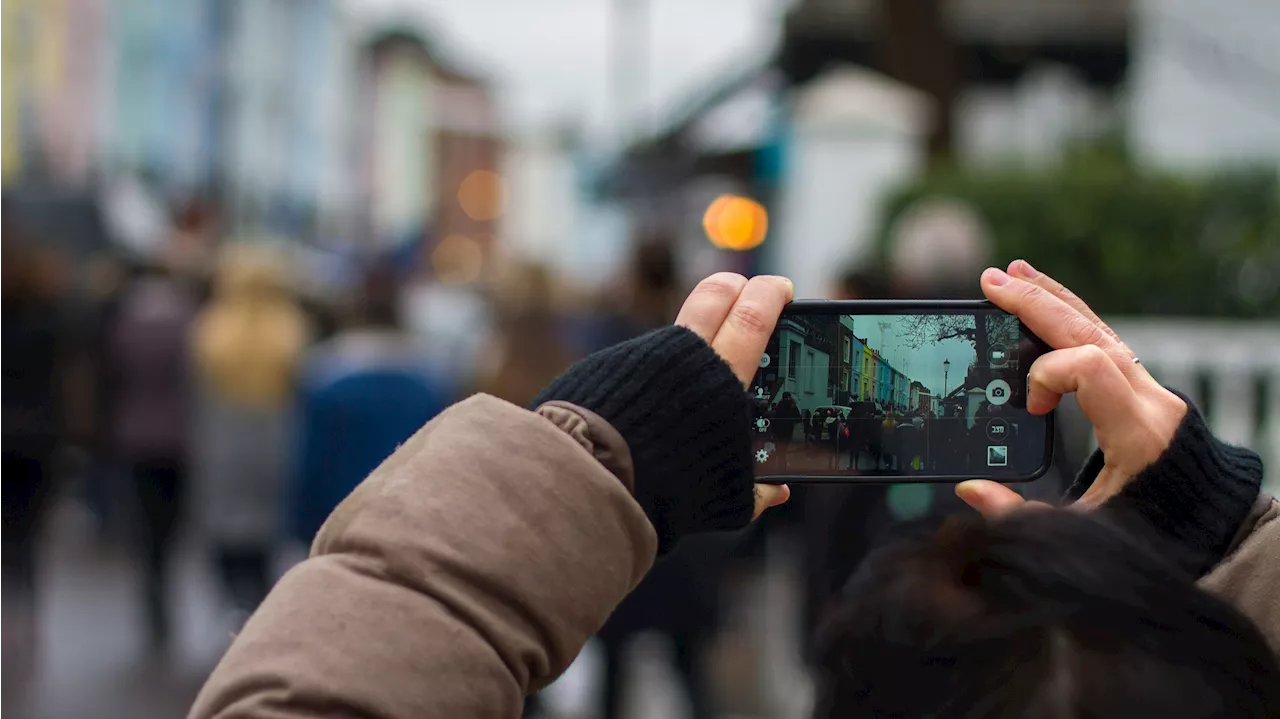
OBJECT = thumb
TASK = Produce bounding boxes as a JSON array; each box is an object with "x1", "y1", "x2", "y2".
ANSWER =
[
  {"x1": 1074, "y1": 465, "x2": 1129, "y2": 509},
  {"x1": 955, "y1": 480, "x2": 1027, "y2": 519},
  {"x1": 753, "y1": 483, "x2": 790, "y2": 520}
]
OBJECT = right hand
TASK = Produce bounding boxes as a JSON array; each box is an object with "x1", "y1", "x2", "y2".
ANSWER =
[
  {"x1": 957, "y1": 259, "x2": 1188, "y2": 517},
  {"x1": 674, "y1": 273, "x2": 794, "y2": 519}
]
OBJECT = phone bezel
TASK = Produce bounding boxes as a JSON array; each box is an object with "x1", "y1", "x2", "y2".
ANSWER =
[{"x1": 754, "y1": 299, "x2": 1055, "y2": 485}]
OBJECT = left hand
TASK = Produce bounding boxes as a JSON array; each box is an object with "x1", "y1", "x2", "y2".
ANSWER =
[
  {"x1": 674, "y1": 273, "x2": 794, "y2": 519},
  {"x1": 956, "y1": 259, "x2": 1188, "y2": 518}
]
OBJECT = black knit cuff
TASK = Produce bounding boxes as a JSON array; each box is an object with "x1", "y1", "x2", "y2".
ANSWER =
[
  {"x1": 534, "y1": 326, "x2": 754, "y2": 554},
  {"x1": 1066, "y1": 394, "x2": 1263, "y2": 577}
]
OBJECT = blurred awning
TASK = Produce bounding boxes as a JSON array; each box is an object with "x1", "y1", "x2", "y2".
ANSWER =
[
  {"x1": 595, "y1": 61, "x2": 782, "y2": 199},
  {"x1": 781, "y1": 0, "x2": 1131, "y2": 88},
  {"x1": 2, "y1": 188, "x2": 114, "y2": 256}
]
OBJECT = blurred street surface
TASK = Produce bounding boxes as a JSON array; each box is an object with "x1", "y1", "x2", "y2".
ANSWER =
[
  {"x1": 5, "y1": 496, "x2": 811, "y2": 719},
  {"x1": 7, "y1": 500, "x2": 231, "y2": 719}
]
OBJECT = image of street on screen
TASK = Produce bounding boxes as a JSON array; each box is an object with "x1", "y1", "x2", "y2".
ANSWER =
[{"x1": 750, "y1": 310, "x2": 1049, "y2": 479}]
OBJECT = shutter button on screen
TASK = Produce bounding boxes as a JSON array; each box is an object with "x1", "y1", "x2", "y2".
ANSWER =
[{"x1": 985, "y1": 379, "x2": 1011, "y2": 406}]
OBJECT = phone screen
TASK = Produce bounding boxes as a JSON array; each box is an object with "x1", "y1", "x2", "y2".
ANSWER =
[{"x1": 750, "y1": 303, "x2": 1052, "y2": 482}]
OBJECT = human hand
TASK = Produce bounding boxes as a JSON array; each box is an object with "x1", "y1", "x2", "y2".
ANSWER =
[
  {"x1": 675, "y1": 273, "x2": 794, "y2": 518},
  {"x1": 956, "y1": 259, "x2": 1188, "y2": 518}
]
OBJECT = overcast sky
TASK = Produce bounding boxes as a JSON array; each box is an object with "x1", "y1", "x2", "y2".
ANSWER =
[
  {"x1": 850, "y1": 315, "x2": 977, "y2": 399},
  {"x1": 349, "y1": 0, "x2": 788, "y2": 144}
]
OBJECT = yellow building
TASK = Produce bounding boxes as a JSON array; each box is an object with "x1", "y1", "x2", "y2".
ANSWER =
[
  {"x1": 2, "y1": 0, "x2": 32, "y2": 183},
  {"x1": 861, "y1": 345, "x2": 874, "y2": 401},
  {"x1": 3, "y1": 0, "x2": 103, "y2": 186}
]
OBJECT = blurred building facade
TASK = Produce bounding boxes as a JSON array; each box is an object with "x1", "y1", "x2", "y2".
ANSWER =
[
  {"x1": 356, "y1": 29, "x2": 503, "y2": 255},
  {"x1": 597, "y1": 0, "x2": 1135, "y2": 294},
  {"x1": 3, "y1": 0, "x2": 110, "y2": 185},
  {"x1": 2, "y1": 1, "x2": 509, "y2": 265},
  {"x1": 103, "y1": 0, "x2": 215, "y2": 191},
  {"x1": 221, "y1": 0, "x2": 357, "y2": 236}
]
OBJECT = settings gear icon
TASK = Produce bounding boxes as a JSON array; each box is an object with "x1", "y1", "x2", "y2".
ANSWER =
[{"x1": 755, "y1": 448, "x2": 770, "y2": 463}]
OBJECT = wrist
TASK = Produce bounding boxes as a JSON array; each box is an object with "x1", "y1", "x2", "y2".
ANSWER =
[
  {"x1": 534, "y1": 326, "x2": 754, "y2": 553},
  {"x1": 1070, "y1": 393, "x2": 1263, "y2": 576}
]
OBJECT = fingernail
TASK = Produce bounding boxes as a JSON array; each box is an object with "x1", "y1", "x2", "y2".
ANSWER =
[
  {"x1": 954, "y1": 481, "x2": 979, "y2": 500},
  {"x1": 983, "y1": 267, "x2": 1011, "y2": 286},
  {"x1": 1014, "y1": 259, "x2": 1039, "y2": 278},
  {"x1": 773, "y1": 276, "x2": 795, "y2": 298}
]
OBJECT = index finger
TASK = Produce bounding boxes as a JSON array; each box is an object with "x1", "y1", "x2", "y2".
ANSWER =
[
  {"x1": 675, "y1": 273, "x2": 749, "y2": 342},
  {"x1": 980, "y1": 268, "x2": 1138, "y2": 378},
  {"x1": 1007, "y1": 260, "x2": 1123, "y2": 346},
  {"x1": 710, "y1": 275, "x2": 793, "y2": 385}
]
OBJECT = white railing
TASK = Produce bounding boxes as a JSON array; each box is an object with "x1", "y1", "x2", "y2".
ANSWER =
[{"x1": 1110, "y1": 319, "x2": 1280, "y2": 494}]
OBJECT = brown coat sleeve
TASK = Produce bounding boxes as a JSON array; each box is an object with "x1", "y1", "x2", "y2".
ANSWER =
[
  {"x1": 189, "y1": 395, "x2": 657, "y2": 719},
  {"x1": 1199, "y1": 495, "x2": 1280, "y2": 652}
]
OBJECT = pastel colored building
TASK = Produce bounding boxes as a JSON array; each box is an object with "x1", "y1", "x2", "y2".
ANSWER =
[
  {"x1": 860, "y1": 345, "x2": 874, "y2": 401},
  {"x1": 850, "y1": 335, "x2": 867, "y2": 399},
  {"x1": 221, "y1": 0, "x2": 356, "y2": 232},
  {"x1": 356, "y1": 29, "x2": 502, "y2": 257},
  {"x1": 3, "y1": 0, "x2": 110, "y2": 185},
  {"x1": 0, "y1": 0, "x2": 24, "y2": 182}
]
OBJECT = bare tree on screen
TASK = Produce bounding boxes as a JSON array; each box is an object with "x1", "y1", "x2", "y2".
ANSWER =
[{"x1": 896, "y1": 314, "x2": 1019, "y2": 398}]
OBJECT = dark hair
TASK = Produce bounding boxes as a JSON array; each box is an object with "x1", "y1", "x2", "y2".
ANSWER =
[{"x1": 812, "y1": 511, "x2": 1280, "y2": 718}]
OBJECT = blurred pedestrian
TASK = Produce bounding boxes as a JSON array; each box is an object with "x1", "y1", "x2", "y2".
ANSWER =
[
  {"x1": 105, "y1": 259, "x2": 199, "y2": 651},
  {"x1": 192, "y1": 246, "x2": 310, "y2": 614},
  {"x1": 289, "y1": 267, "x2": 453, "y2": 545},
  {"x1": 478, "y1": 263, "x2": 576, "y2": 408},
  {"x1": 894, "y1": 415, "x2": 922, "y2": 472},
  {"x1": 75, "y1": 253, "x2": 132, "y2": 544},
  {"x1": 796, "y1": 267, "x2": 896, "y2": 661},
  {"x1": 880, "y1": 412, "x2": 899, "y2": 470},
  {"x1": 570, "y1": 239, "x2": 731, "y2": 719},
  {"x1": 597, "y1": 534, "x2": 732, "y2": 719},
  {"x1": 827, "y1": 410, "x2": 845, "y2": 469},
  {"x1": 2, "y1": 241, "x2": 73, "y2": 687},
  {"x1": 773, "y1": 392, "x2": 802, "y2": 458}
]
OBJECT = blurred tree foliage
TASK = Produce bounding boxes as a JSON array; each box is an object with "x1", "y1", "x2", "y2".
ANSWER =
[{"x1": 873, "y1": 147, "x2": 1280, "y2": 317}]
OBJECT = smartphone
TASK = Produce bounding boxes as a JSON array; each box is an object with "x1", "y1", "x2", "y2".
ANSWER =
[{"x1": 750, "y1": 300, "x2": 1053, "y2": 483}]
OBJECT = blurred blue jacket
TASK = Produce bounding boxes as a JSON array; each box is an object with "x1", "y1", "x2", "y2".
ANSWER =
[{"x1": 290, "y1": 330, "x2": 453, "y2": 544}]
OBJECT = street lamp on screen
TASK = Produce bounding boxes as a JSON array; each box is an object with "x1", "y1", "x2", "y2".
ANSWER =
[{"x1": 943, "y1": 358, "x2": 951, "y2": 398}]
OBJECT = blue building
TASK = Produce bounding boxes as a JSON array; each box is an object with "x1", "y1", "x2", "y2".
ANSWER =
[
  {"x1": 105, "y1": 0, "x2": 222, "y2": 187},
  {"x1": 102, "y1": 0, "x2": 352, "y2": 234}
]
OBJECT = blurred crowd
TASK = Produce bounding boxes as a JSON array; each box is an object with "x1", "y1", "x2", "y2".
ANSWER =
[
  {"x1": 0, "y1": 194, "x2": 720, "y2": 716},
  {"x1": 0, "y1": 198, "x2": 578, "y2": 696},
  {"x1": 4, "y1": 185, "x2": 1099, "y2": 717}
]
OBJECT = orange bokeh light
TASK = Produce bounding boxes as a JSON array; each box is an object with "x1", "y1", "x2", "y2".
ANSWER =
[
  {"x1": 432, "y1": 234, "x2": 484, "y2": 284},
  {"x1": 702, "y1": 194, "x2": 768, "y2": 251},
  {"x1": 457, "y1": 170, "x2": 506, "y2": 221}
]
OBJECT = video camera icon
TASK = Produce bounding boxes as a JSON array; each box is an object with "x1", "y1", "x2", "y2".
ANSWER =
[{"x1": 988, "y1": 343, "x2": 1010, "y2": 368}]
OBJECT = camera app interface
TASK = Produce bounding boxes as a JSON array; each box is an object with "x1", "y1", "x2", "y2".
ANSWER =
[{"x1": 751, "y1": 310, "x2": 1048, "y2": 479}]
